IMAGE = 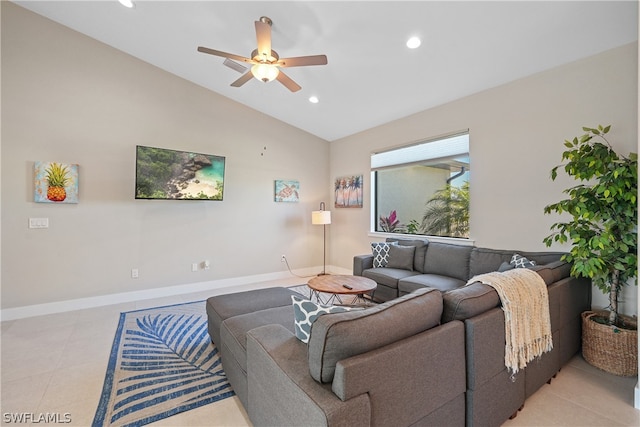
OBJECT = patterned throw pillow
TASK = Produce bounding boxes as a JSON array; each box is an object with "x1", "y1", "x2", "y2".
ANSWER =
[
  {"x1": 371, "y1": 241, "x2": 398, "y2": 268},
  {"x1": 291, "y1": 295, "x2": 352, "y2": 343},
  {"x1": 510, "y1": 253, "x2": 536, "y2": 268}
]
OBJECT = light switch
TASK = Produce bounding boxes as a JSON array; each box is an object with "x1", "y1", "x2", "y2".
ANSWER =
[{"x1": 29, "y1": 218, "x2": 49, "y2": 229}]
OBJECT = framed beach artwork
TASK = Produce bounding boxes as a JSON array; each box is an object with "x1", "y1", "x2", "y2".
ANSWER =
[
  {"x1": 274, "y1": 180, "x2": 299, "y2": 202},
  {"x1": 135, "y1": 145, "x2": 225, "y2": 201},
  {"x1": 334, "y1": 174, "x2": 363, "y2": 208},
  {"x1": 34, "y1": 161, "x2": 79, "y2": 204}
]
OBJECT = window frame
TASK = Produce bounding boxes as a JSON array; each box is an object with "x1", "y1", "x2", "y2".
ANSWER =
[{"x1": 369, "y1": 130, "x2": 472, "y2": 243}]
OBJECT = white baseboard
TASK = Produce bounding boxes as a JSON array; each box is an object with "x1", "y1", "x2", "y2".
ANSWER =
[{"x1": 1, "y1": 266, "x2": 331, "y2": 321}]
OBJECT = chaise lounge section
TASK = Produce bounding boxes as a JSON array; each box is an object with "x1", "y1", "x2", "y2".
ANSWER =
[{"x1": 207, "y1": 287, "x2": 466, "y2": 426}]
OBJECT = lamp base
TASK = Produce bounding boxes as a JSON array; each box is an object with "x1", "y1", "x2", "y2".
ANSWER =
[{"x1": 317, "y1": 272, "x2": 329, "y2": 276}]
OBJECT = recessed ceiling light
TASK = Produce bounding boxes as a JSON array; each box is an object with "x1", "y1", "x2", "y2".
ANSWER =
[
  {"x1": 118, "y1": 0, "x2": 135, "y2": 8},
  {"x1": 406, "y1": 36, "x2": 421, "y2": 49},
  {"x1": 309, "y1": 96, "x2": 319, "y2": 104}
]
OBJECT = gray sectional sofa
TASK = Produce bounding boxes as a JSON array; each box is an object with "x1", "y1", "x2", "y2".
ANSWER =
[
  {"x1": 206, "y1": 238, "x2": 591, "y2": 426},
  {"x1": 354, "y1": 238, "x2": 575, "y2": 302}
]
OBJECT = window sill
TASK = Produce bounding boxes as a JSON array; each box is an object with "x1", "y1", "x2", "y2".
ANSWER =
[{"x1": 367, "y1": 231, "x2": 475, "y2": 247}]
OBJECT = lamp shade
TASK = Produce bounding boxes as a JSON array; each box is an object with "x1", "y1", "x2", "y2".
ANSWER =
[
  {"x1": 251, "y1": 63, "x2": 279, "y2": 82},
  {"x1": 311, "y1": 210, "x2": 331, "y2": 225}
]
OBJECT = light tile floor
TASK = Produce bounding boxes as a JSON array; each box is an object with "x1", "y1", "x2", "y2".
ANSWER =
[{"x1": 2, "y1": 278, "x2": 639, "y2": 427}]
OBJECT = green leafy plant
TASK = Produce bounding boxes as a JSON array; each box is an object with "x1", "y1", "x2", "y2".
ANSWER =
[
  {"x1": 421, "y1": 182, "x2": 470, "y2": 238},
  {"x1": 405, "y1": 219, "x2": 421, "y2": 234},
  {"x1": 543, "y1": 125, "x2": 637, "y2": 327}
]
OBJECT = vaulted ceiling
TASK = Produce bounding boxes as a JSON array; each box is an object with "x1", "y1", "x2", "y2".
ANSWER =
[{"x1": 13, "y1": 1, "x2": 638, "y2": 141}]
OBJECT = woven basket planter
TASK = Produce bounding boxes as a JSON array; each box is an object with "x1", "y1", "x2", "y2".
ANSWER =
[{"x1": 582, "y1": 310, "x2": 638, "y2": 376}]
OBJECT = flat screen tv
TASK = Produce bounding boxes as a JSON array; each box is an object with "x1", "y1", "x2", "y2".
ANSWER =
[{"x1": 135, "y1": 145, "x2": 225, "y2": 201}]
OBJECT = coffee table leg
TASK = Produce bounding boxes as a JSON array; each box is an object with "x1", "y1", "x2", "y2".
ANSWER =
[
  {"x1": 310, "y1": 289, "x2": 322, "y2": 303},
  {"x1": 350, "y1": 292, "x2": 374, "y2": 306},
  {"x1": 324, "y1": 293, "x2": 342, "y2": 305},
  {"x1": 311, "y1": 289, "x2": 342, "y2": 305}
]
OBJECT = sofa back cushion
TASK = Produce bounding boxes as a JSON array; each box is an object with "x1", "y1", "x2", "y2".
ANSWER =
[
  {"x1": 307, "y1": 288, "x2": 443, "y2": 383},
  {"x1": 422, "y1": 242, "x2": 472, "y2": 280},
  {"x1": 469, "y1": 248, "x2": 565, "y2": 278},
  {"x1": 386, "y1": 238, "x2": 428, "y2": 273}
]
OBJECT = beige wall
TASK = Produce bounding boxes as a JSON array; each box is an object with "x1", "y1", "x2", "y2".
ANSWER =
[
  {"x1": 1, "y1": 3, "x2": 329, "y2": 310},
  {"x1": 329, "y1": 42, "x2": 638, "y2": 316}
]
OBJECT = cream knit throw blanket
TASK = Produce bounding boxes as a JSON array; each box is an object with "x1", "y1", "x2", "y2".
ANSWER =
[{"x1": 466, "y1": 268, "x2": 553, "y2": 374}]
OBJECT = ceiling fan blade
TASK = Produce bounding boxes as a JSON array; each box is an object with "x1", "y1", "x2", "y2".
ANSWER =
[
  {"x1": 231, "y1": 71, "x2": 254, "y2": 87},
  {"x1": 197, "y1": 46, "x2": 253, "y2": 64},
  {"x1": 277, "y1": 55, "x2": 328, "y2": 68},
  {"x1": 276, "y1": 70, "x2": 301, "y2": 92},
  {"x1": 255, "y1": 20, "x2": 272, "y2": 59}
]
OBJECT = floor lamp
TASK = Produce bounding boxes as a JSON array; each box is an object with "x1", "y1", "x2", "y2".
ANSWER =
[{"x1": 311, "y1": 202, "x2": 331, "y2": 275}]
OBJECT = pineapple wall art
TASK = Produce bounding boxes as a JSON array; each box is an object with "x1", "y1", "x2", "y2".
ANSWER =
[{"x1": 34, "y1": 161, "x2": 79, "y2": 203}]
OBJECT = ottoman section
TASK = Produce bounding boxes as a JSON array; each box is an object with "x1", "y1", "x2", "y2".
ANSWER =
[
  {"x1": 206, "y1": 286, "x2": 301, "y2": 346},
  {"x1": 220, "y1": 305, "x2": 296, "y2": 409}
]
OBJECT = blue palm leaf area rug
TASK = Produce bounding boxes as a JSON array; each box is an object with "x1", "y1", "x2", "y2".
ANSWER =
[{"x1": 93, "y1": 301, "x2": 233, "y2": 427}]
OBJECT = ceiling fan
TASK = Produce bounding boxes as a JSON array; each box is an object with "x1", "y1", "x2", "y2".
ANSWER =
[{"x1": 197, "y1": 16, "x2": 328, "y2": 93}]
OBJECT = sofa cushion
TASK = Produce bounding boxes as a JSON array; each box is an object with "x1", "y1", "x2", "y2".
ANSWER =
[
  {"x1": 220, "y1": 305, "x2": 295, "y2": 374},
  {"x1": 498, "y1": 261, "x2": 514, "y2": 272},
  {"x1": 469, "y1": 248, "x2": 514, "y2": 277},
  {"x1": 371, "y1": 241, "x2": 398, "y2": 267},
  {"x1": 422, "y1": 242, "x2": 472, "y2": 281},
  {"x1": 291, "y1": 295, "x2": 354, "y2": 343},
  {"x1": 470, "y1": 248, "x2": 565, "y2": 277},
  {"x1": 363, "y1": 268, "x2": 419, "y2": 289},
  {"x1": 386, "y1": 244, "x2": 416, "y2": 270},
  {"x1": 386, "y1": 238, "x2": 429, "y2": 273},
  {"x1": 206, "y1": 286, "x2": 302, "y2": 346},
  {"x1": 307, "y1": 288, "x2": 443, "y2": 383},
  {"x1": 398, "y1": 274, "x2": 465, "y2": 293}
]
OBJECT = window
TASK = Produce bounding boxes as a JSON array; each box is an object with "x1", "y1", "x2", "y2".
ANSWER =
[{"x1": 371, "y1": 132, "x2": 470, "y2": 238}]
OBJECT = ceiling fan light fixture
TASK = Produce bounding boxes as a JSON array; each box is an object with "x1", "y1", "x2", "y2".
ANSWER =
[
  {"x1": 118, "y1": 0, "x2": 135, "y2": 8},
  {"x1": 406, "y1": 36, "x2": 421, "y2": 49},
  {"x1": 251, "y1": 63, "x2": 279, "y2": 82}
]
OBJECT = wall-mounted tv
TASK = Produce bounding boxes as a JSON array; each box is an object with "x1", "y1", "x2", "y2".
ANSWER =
[{"x1": 135, "y1": 145, "x2": 225, "y2": 201}]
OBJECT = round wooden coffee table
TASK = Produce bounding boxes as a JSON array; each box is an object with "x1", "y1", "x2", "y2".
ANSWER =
[{"x1": 307, "y1": 275, "x2": 377, "y2": 306}]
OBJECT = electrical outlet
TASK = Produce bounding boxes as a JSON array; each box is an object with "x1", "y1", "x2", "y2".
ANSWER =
[
  {"x1": 29, "y1": 218, "x2": 49, "y2": 229},
  {"x1": 131, "y1": 268, "x2": 139, "y2": 279},
  {"x1": 281, "y1": 255, "x2": 286, "y2": 263},
  {"x1": 191, "y1": 263, "x2": 198, "y2": 272}
]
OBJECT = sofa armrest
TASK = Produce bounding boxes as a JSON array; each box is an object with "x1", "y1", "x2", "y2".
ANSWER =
[
  {"x1": 353, "y1": 254, "x2": 373, "y2": 276},
  {"x1": 332, "y1": 320, "x2": 466, "y2": 427},
  {"x1": 246, "y1": 324, "x2": 371, "y2": 427}
]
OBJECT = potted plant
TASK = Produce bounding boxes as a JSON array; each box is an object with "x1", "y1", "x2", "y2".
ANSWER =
[{"x1": 543, "y1": 125, "x2": 637, "y2": 376}]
